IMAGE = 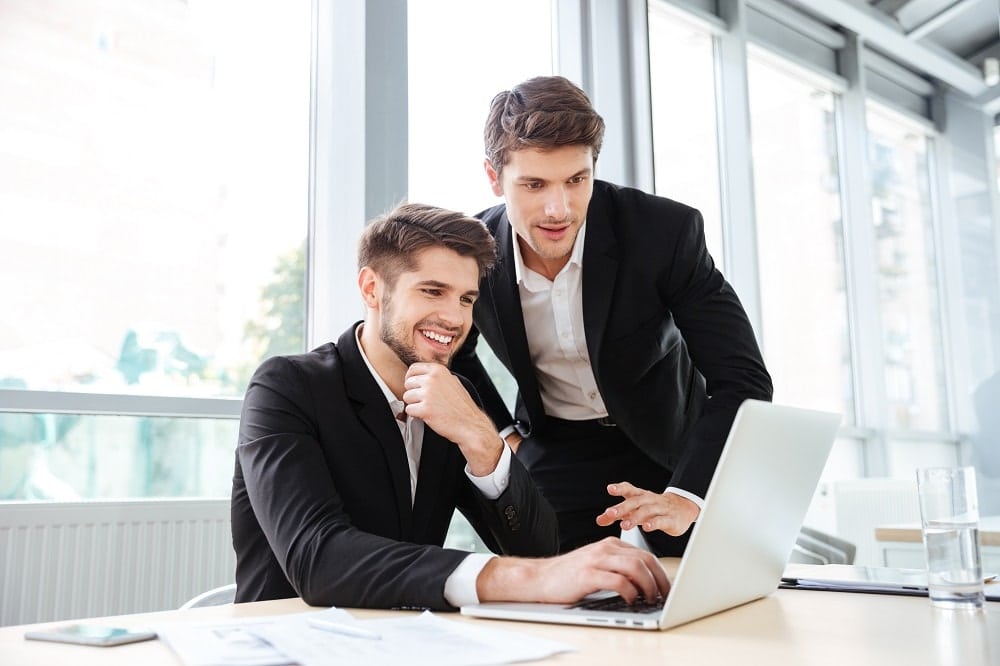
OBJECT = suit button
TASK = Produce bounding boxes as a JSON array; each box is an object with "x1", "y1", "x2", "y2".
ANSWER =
[{"x1": 504, "y1": 505, "x2": 516, "y2": 518}]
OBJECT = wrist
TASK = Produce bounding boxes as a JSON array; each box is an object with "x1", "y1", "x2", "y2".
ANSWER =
[
  {"x1": 476, "y1": 557, "x2": 540, "y2": 602},
  {"x1": 460, "y1": 417, "x2": 504, "y2": 476}
]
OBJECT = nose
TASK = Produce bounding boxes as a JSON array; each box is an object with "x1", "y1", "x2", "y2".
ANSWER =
[
  {"x1": 437, "y1": 298, "x2": 466, "y2": 329},
  {"x1": 543, "y1": 186, "x2": 570, "y2": 221}
]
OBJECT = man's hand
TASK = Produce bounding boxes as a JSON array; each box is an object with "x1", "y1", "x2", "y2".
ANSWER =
[
  {"x1": 402, "y1": 362, "x2": 502, "y2": 476},
  {"x1": 596, "y1": 482, "x2": 700, "y2": 536},
  {"x1": 476, "y1": 537, "x2": 670, "y2": 604}
]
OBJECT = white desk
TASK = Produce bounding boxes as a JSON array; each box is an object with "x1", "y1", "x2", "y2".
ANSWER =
[
  {"x1": 876, "y1": 515, "x2": 1000, "y2": 570},
  {"x1": 2, "y1": 561, "x2": 999, "y2": 666}
]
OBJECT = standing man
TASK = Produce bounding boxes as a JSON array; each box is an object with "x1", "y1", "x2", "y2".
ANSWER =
[
  {"x1": 232, "y1": 203, "x2": 669, "y2": 611},
  {"x1": 452, "y1": 76, "x2": 773, "y2": 556}
]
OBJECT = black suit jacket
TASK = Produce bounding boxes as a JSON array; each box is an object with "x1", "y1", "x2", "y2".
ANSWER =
[
  {"x1": 232, "y1": 324, "x2": 558, "y2": 610},
  {"x1": 453, "y1": 180, "x2": 773, "y2": 498}
]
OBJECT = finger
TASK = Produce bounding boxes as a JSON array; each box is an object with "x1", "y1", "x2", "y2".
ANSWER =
[
  {"x1": 601, "y1": 552, "x2": 660, "y2": 603},
  {"x1": 620, "y1": 500, "x2": 675, "y2": 529},
  {"x1": 406, "y1": 361, "x2": 434, "y2": 374},
  {"x1": 607, "y1": 481, "x2": 644, "y2": 498},
  {"x1": 640, "y1": 552, "x2": 671, "y2": 598},
  {"x1": 641, "y1": 513, "x2": 686, "y2": 536},
  {"x1": 596, "y1": 492, "x2": 663, "y2": 528}
]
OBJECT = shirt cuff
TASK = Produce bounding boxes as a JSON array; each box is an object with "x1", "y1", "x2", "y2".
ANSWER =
[
  {"x1": 497, "y1": 424, "x2": 519, "y2": 440},
  {"x1": 665, "y1": 486, "x2": 705, "y2": 511},
  {"x1": 464, "y1": 440, "x2": 511, "y2": 500},
  {"x1": 443, "y1": 553, "x2": 496, "y2": 607}
]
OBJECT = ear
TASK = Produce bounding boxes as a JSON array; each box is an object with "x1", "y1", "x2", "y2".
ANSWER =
[
  {"x1": 484, "y1": 158, "x2": 503, "y2": 197},
  {"x1": 358, "y1": 266, "x2": 380, "y2": 310}
]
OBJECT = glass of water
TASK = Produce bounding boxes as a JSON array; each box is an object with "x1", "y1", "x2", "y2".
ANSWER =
[{"x1": 915, "y1": 466, "x2": 984, "y2": 610}]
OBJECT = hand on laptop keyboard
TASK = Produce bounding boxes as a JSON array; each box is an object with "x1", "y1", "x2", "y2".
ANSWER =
[{"x1": 570, "y1": 594, "x2": 666, "y2": 613}]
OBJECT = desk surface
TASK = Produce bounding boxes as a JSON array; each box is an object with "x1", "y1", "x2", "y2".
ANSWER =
[
  {"x1": 2, "y1": 561, "x2": 999, "y2": 666},
  {"x1": 876, "y1": 515, "x2": 1000, "y2": 546}
]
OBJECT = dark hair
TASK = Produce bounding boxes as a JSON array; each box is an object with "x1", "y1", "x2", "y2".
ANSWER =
[
  {"x1": 484, "y1": 75, "x2": 605, "y2": 175},
  {"x1": 358, "y1": 203, "x2": 496, "y2": 286}
]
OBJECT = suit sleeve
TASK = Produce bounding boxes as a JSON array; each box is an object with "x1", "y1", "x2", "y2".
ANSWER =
[
  {"x1": 451, "y1": 325, "x2": 516, "y2": 431},
  {"x1": 449, "y1": 374, "x2": 559, "y2": 558},
  {"x1": 454, "y1": 451, "x2": 559, "y2": 557},
  {"x1": 237, "y1": 356, "x2": 469, "y2": 611},
  {"x1": 661, "y1": 208, "x2": 773, "y2": 496}
]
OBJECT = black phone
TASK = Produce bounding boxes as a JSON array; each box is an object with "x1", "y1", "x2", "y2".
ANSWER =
[{"x1": 24, "y1": 624, "x2": 157, "y2": 647}]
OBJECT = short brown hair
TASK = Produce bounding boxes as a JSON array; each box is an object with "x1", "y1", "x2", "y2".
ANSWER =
[
  {"x1": 358, "y1": 203, "x2": 496, "y2": 286},
  {"x1": 484, "y1": 76, "x2": 605, "y2": 175}
]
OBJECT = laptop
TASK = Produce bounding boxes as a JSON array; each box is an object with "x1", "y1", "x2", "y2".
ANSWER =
[{"x1": 461, "y1": 399, "x2": 841, "y2": 630}]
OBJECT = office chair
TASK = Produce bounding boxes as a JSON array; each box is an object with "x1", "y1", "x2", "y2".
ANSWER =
[
  {"x1": 789, "y1": 527, "x2": 856, "y2": 565},
  {"x1": 180, "y1": 583, "x2": 237, "y2": 609}
]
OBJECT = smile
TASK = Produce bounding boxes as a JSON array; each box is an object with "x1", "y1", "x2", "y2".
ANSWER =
[{"x1": 421, "y1": 330, "x2": 454, "y2": 345}]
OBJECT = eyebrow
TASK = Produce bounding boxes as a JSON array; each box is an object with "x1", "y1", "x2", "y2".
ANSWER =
[
  {"x1": 415, "y1": 279, "x2": 479, "y2": 298},
  {"x1": 514, "y1": 167, "x2": 592, "y2": 183}
]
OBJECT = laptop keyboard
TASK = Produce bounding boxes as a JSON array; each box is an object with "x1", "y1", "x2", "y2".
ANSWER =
[{"x1": 570, "y1": 594, "x2": 665, "y2": 614}]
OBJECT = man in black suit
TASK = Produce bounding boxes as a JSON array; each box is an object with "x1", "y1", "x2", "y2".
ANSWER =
[
  {"x1": 232, "y1": 203, "x2": 669, "y2": 611},
  {"x1": 452, "y1": 76, "x2": 773, "y2": 556}
]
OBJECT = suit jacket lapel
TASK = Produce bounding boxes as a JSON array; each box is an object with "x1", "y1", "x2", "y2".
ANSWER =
[
  {"x1": 581, "y1": 190, "x2": 619, "y2": 372},
  {"x1": 338, "y1": 325, "x2": 414, "y2": 538},
  {"x1": 410, "y1": 428, "x2": 451, "y2": 539}
]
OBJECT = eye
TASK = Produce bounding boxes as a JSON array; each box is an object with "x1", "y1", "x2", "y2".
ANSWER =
[
  {"x1": 569, "y1": 175, "x2": 587, "y2": 184},
  {"x1": 460, "y1": 295, "x2": 476, "y2": 306},
  {"x1": 523, "y1": 181, "x2": 543, "y2": 190},
  {"x1": 421, "y1": 288, "x2": 442, "y2": 297}
]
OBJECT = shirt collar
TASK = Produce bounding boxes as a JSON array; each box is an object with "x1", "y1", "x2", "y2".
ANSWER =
[
  {"x1": 355, "y1": 324, "x2": 407, "y2": 419},
  {"x1": 512, "y1": 219, "x2": 587, "y2": 288}
]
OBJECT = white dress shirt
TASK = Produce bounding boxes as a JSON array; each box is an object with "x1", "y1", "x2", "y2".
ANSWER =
[
  {"x1": 509, "y1": 226, "x2": 705, "y2": 512},
  {"x1": 356, "y1": 326, "x2": 506, "y2": 606}
]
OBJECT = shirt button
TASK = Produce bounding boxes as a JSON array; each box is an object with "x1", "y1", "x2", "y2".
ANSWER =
[{"x1": 589, "y1": 391, "x2": 597, "y2": 400}]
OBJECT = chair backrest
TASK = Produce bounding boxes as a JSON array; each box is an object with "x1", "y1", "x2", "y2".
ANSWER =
[
  {"x1": 800, "y1": 525, "x2": 856, "y2": 564},
  {"x1": 789, "y1": 527, "x2": 856, "y2": 565},
  {"x1": 180, "y1": 583, "x2": 237, "y2": 609}
]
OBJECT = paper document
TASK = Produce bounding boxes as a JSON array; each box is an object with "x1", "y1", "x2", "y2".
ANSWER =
[{"x1": 158, "y1": 607, "x2": 574, "y2": 666}]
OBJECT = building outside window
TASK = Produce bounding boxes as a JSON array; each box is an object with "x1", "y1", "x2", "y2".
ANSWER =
[
  {"x1": 648, "y1": 4, "x2": 724, "y2": 264},
  {"x1": 866, "y1": 102, "x2": 948, "y2": 434},
  {"x1": 0, "y1": 1, "x2": 311, "y2": 499},
  {"x1": 747, "y1": 49, "x2": 853, "y2": 424}
]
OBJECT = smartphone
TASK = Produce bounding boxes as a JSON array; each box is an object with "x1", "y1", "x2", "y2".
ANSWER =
[{"x1": 24, "y1": 624, "x2": 157, "y2": 647}]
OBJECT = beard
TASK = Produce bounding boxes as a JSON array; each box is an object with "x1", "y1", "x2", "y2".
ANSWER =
[{"x1": 379, "y1": 294, "x2": 458, "y2": 367}]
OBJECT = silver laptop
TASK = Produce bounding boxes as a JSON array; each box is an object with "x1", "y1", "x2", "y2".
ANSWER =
[{"x1": 461, "y1": 399, "x2": 840, "y2": 630}]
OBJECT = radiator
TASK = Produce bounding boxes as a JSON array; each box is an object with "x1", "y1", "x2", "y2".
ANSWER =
[
  {"x1": 832, "y1": 478, "x2": 922, "y2": 566},
  {"x1": 0, "y1": 499, "x2": 235, "y2": 627}
]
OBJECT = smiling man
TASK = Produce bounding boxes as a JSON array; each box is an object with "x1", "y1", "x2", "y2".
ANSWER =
[
  {"x1": 452, "y1": 76, "x2": 773, "y2": 556},
  {"x1": 231, "y1": 203, "x2": 670, "y2": 611}
]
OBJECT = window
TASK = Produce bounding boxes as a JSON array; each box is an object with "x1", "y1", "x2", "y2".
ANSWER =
[
  {"x1": 648, "y1": 5, "x2": 723, "y2": 263},
  {"x1": 995, "y1": 124, "x2": 1000, "y2": 191},
  {"x1": 0, "y1": 1, "x2": 311, "y2": 499},
  {"x1": 407, "y1": 0, "x2": 553, "y2": 218},
  {"x1": 408, "y1": 0, "x2": 553, "y2": 416},
  {"x1": 866, "y1": 103, "x2": 947, "y2": 432},
  {"x1": 747, "y1": 49, "x2": 853, "y2": 422}
]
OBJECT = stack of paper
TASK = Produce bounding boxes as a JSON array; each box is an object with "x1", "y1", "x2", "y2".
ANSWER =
[{"x1": 157, "y1": 607, "x2": 574, "y2": 666}]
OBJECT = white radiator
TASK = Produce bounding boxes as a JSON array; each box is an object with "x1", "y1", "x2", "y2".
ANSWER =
[
  {"x1": 0, "y1": 499, "x2": 235, "y2": 627},
  {"x1": 832, "y1": 478, "x2": 922, "y2": 566}
]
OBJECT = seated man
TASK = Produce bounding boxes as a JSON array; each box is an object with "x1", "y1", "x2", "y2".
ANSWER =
[{"x1": 231, "y1": 203, "x2": 669, "y2": 611}]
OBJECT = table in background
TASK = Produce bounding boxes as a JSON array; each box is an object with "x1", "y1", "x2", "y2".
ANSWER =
[
  {"x1": 876, "y1": 515, "x2": 1000, "y2": 570},
  {"x1": 2, "y1": 559, "x2": 999, "y2": 666}
]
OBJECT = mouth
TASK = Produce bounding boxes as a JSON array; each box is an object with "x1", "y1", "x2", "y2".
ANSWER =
[
  {"x1": 537, "y1": 222, "x2": 573, "y2": 241},
  {"x1": 419, "y1": 328, "x2": 456, "y2": 347}
]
